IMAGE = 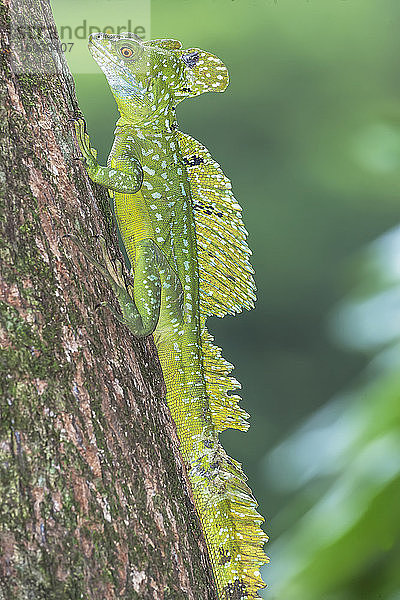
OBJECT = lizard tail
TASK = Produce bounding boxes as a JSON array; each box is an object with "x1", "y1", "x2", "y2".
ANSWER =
[
  {"x1": 193, "y1": 322, "x2": 268, "y2": 599},
  {"x1": 176, "y1": 130, "x2": 269, "y2": 599}
]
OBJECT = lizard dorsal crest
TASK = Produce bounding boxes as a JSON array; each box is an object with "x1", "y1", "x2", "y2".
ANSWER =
[
  {"x1": 175, "y1": 47, "x2": 229, "y2": 97},
  {"x1": 146, "y1": 39, "x2": 229, "y2": 98},
  {"x1": 143, "y1": 38, "x2": 183, "y2": 50}
]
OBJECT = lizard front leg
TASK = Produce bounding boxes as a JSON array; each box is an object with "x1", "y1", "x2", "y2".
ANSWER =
[{"x1": 74, "y1": 119, "x2": 143, "y2": 193}]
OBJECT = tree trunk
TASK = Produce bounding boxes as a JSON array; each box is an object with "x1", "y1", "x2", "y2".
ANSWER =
[{"x1": 0, "y1": 1, "x2": 217, "y2": 598}]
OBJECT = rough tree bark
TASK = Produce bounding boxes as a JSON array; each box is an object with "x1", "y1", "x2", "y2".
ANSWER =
[{"x1": 0, "y1": 0, "x2": 217, "y2": 598}]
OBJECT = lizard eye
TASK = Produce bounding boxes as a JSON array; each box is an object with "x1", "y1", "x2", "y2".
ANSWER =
[
  {"x1": 118, "y1": 42, "x2": 143, "y2": 61},
  {"x1": 121, "y1": 46, "x2": 134, "y2": 58}
]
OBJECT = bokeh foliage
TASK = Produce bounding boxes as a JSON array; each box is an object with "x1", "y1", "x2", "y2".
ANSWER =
[
  {"x1": 264, "y1": 230, "x2": 400, "y2": 599},
  {"x1": 52, "y1": 1, "x2": 400, "y2": 597}
]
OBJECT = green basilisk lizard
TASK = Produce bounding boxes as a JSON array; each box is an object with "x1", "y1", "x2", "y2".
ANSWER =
[{"x1": 71, "y1": 32, "x2": 268, "y2": 600}]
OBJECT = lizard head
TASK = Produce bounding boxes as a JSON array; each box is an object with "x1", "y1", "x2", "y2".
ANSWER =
[{"x1": 88, "y1": 33, "x2": 229, "y2": 126}]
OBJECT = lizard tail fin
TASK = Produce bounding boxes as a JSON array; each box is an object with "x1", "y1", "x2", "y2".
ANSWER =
[
  {"x1": 190, "y1": 433, "x2": 269, "y2": 599},
  {"x1": 177, "y1": 130, "x2": 269, "y2": 599},
  {"x1": 201, "y1": 325, "x2": 250, "y2": 434}
]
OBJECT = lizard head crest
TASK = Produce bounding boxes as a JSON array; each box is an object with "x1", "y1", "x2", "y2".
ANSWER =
[{"x1": 88, "y1": 33, "x2": 229, "y2": 126}]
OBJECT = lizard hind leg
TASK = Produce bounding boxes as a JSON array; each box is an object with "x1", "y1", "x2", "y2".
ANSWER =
[{"x1": 65, "y1": 234, "x2": 161, "y2": 337}]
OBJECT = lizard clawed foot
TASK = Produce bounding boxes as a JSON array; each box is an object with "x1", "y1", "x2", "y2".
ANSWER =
[
  {"x1": 95, "y1": 300, "x2": 128, "y2": 326},
  {"x1": 72, "y1": 119, "x2": 99, "y2": 174},
  {"x1": 64, "y1": 234, "x2": 146, "y2": 332},
  {"x1": 97, "y1": 236, "x2": 126, "y2": 289},
  {"x1": 95, "y1": 301, "x2": 109, "y2": 310},
  {"x1": 64, "y1": 234, "x2": 126, "y2": 291}
]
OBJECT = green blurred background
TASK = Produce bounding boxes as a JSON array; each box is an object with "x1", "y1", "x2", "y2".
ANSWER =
[{"x1": 52, "y1": 1, "x2": 400, "y2": 598}]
